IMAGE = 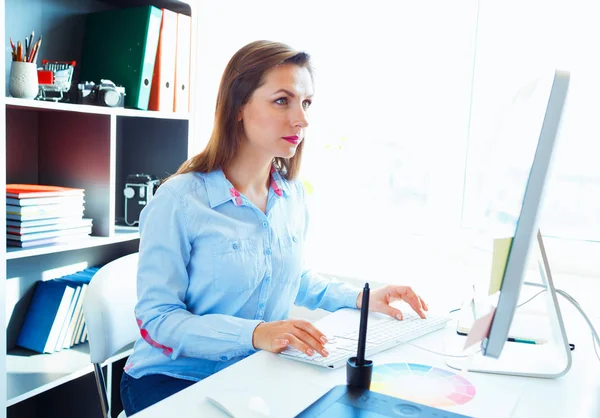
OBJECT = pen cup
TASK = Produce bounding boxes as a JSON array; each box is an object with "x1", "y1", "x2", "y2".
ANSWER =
[
  {"x1": 346, "y1": 357, "x2": 373, "y2": 389},
  {"x1": 9, "y1": 61, "x2": 39, "y2": 99}
]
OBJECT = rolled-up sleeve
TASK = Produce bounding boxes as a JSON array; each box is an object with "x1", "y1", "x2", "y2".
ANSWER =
[
  {"x1": 295, "y1": 269, "x2": 360, "y2": 311},
  {"x1": 134, "y1": 184, "x2": 261, "y2": 361}
]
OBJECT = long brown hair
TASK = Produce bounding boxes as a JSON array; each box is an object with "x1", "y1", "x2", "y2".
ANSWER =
[{"x1": 174, "y1": 40, "x2": 313, "y2": 180}]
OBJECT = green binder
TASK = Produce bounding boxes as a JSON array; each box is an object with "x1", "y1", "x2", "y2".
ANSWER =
[{"x1": 80, "y1": 6, "x2": 163, "y2": 110}]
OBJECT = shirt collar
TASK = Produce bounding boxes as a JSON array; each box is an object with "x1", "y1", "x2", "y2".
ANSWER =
[
  {"x1": 269, "y1": 165, "x2": 291, "y2": 198},
  {"x1": 203, "y1": 166, "x2": 291, "y2": 209}
]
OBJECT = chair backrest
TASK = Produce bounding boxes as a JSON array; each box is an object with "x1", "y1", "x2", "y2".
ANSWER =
[{"x1": 84, "y1": 252, "x2": 140, "y2": 364}]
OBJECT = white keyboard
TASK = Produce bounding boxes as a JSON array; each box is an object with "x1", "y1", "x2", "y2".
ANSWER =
[{"x1": 279, "y1": 310, "x2": 450, "y2": 369}]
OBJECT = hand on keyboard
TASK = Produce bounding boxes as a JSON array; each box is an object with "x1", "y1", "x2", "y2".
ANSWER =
[
  {"x1": 252, "y1": 319, "x2": 329, "y2": 358},
  {"x1": 279, "y1": 310, "x2": 451, "y2": 368},
  {"x1": 358, "y1": 284, "x2": 429, "y2": 320}
]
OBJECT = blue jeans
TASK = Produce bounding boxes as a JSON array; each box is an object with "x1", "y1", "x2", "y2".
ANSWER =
[{"x1": 120, "y1": 372, "x2": 196, "y2": 416}]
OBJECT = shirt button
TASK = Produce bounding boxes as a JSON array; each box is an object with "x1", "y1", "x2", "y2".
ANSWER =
[
  {"x1": 292, "y1": 236, "x2": 298, "y2": 243},
  {"x1": 265, "y1": 248, "x2": 272, "y2": 255},
  {"x1": 266, "y1": 277, "x2": 271, "y2": 283},
  {"x1": 262, "y1": 221, "x2": 268, "y2": 228},
  {"x1": 232, "y1": 243, "x2": 239, "y2": 250},
  {"x1": 260, "y1": 303, "x2": 265, "y2": 309},
  {"x1": 220, "y1": 356, "x2": 227, "y2": 361}
]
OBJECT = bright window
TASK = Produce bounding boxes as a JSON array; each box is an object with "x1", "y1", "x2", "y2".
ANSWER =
[{"x1": 462, "y1": 1, "x2": 600, "y2": 276}]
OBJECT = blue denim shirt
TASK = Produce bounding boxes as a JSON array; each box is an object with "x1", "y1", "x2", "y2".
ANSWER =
[{"x1": 124, "y1": 167, "x2": 360, "y2": 381}]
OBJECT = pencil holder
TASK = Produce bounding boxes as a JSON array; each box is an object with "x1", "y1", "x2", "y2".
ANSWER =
[
  {"x1": 346, "y1": 357, "x2": 373, "y2": 389},
  {"x1": 9, "y1": 61, "x2": 39, "y2": 99}
]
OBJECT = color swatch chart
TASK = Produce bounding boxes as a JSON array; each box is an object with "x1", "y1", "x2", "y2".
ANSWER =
[{"x1": 370, "y1": 362, "x2": 476, "y2": 408}]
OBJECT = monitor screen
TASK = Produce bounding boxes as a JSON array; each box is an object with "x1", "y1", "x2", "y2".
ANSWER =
[{"x1": 482, "y1": 70, "x2": 570, "y2": 359}]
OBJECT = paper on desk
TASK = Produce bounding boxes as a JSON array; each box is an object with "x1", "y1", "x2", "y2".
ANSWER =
[
  {"x1": 489, "y1": 237, "x2": 513, "y2": 295},
  {"x1": 464, "y1": 307, "x2": 496, "y2": 350}
]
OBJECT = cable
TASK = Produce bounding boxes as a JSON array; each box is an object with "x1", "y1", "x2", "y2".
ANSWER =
[
  {"x1": 518, "y1": 287, "x2": 599, "y2": 360},
  {"x1": 405, "y1": 342, "x2": 481, "y2": 358},
  {"x1": 555, "y1": 289, "x2": 600, "y2": 363},
  {"x1": 449, "y1": 286, "x2": 599, "y2": 362},
  {"x1": 517, "y1": 289, "x2": 547, "y2": 308}
]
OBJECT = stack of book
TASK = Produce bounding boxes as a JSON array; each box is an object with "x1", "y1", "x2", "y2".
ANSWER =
[
  {"x1": 16, "y1": 267, "x2": 100, "y2": 353},
  {"x1": 6, "y1": 184, "x2": 93, "y2": 248}
]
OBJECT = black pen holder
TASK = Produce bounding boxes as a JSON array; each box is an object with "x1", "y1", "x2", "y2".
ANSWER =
[{"x1": 346, "y1": 357, "x2": 373, "y2": 389}]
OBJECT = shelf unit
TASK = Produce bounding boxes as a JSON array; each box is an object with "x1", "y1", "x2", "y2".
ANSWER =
[
  {"x1": 7, "y1": 343, "x2": 132, "y2": 407},
  {"x1": 2, "y1": 0, "x2": 197, "y2": 416}
]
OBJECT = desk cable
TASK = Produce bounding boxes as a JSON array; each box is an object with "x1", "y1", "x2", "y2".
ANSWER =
[
  {"x1": 442, "y1": 288, "x2": 600, "y2": 362},
  {"x1": 502, "y1": 287, "x2": 600, "y2": 363},
  {"x1": 554, "y1": 289, "x2": 600, "y2": 362}
]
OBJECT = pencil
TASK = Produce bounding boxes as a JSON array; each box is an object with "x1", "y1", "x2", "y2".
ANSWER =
[
  {"x1": 28, "y1": 43, "x2": 36, "y2": 63},
  {"x1": 32, "y1": 36, "x2": 42, "y2": 64}
]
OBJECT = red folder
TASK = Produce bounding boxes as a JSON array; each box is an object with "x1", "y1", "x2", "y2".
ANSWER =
[{"x1": 148, "y1": 9, "x2": 178, "y2": 112}]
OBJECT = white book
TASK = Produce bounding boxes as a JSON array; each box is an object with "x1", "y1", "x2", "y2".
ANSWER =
[
  {"x1": 66, "y1": 284, "x2": 88, "y2": 349},
  {"x1": 7, "y1": 218, "x2": 92, "y2": 235},
  {"x1": 54, "y1": 285, "x2": 82, "y2": 352},
  {"x1": 7, "y1": 209, "x2": 85, "y2": 221},
  {"x1": 7, "y1": 226, "x2": 92, "y2": 242},
  {"x1": 43, "y1": 286, "x2": 76, "y2": 353},
  {"x1": 6, "y1": 217, "x2": 90, "y2": 228},
  {"x1": 80, "y1": 324, "x2": 88, "y2": 344},
  {"x1": 6, "y1": 195, "x2": 85, "y2": 207}
]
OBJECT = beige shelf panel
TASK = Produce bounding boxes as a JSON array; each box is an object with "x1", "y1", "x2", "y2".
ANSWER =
[{"x1": 5, "y1": 97, "x2": 190, "y2": 120}]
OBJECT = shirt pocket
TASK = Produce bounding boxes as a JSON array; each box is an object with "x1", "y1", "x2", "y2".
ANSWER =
[
  {"x1": 277, "y1": 231, "x2": 303, "y2": 284},
  {"x1": 212, "y1": 239, "x2": 260, "y2": 292}
]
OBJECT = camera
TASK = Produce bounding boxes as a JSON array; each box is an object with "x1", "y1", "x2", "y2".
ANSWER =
[
  {"x1": 77, "y1": 79, "x2": 125, "y2": 107},
  {"x1": 123, "y1": 174, "x2": 161, "y2": 226}
]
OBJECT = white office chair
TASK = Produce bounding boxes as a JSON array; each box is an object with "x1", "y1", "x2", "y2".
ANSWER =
[{"x1": 83, "y1": 252, "x2": 140, "y2": 418}]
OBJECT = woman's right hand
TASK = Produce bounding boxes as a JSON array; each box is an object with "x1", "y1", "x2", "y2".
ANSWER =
[{"x1": 252, "y1": 319, "x2": 329, "y2": 357}]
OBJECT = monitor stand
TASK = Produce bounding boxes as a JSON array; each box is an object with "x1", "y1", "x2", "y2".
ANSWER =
[{"x1": 446, "y1": 231, "x2": 572, "y2": 378}]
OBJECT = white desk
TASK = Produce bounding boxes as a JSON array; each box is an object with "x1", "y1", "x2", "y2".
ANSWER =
[{"x1": 132, "y1": 306, "x2": 600, "y2": 418}]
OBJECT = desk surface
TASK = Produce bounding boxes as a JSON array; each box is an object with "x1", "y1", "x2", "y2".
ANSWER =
[{"x1": 132, "y1": 305, "x2": 600, "y2": 418}]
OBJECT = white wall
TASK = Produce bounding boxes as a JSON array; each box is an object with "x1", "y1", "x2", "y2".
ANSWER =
[{"x1": 193, "y1": 1, "x2": 479, "y2": 302}]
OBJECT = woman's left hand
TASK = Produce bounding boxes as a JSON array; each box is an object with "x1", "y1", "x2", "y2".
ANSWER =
[{"x1": 356, "y1": 285, "x2": 428, "y2": 320}]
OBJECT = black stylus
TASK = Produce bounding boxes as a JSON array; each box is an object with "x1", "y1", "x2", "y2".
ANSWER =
[{"x1": 356, "y1": 283, "x2": 370, "y2": 366}]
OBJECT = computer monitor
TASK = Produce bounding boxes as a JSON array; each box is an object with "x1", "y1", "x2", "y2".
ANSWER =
[{"x1": 447, "y1": 69, "x2": 572, "y2": 378}]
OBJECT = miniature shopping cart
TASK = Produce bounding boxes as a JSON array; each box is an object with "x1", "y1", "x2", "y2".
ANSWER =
[{"x1": 37, "y1": 60, "x2": 76, "y2": 102}]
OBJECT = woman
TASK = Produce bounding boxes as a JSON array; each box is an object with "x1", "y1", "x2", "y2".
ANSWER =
[{"x1": 120, "y1": 40, "x2": 428, "y2": 415}]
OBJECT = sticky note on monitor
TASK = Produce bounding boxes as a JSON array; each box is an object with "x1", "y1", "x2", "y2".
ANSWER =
[
  {"x1": 464, "y1": 307, "x2": 496, "y2": 350},
  {"x1": 489, "y1": 237, "x2": 513, "y2": 295}
]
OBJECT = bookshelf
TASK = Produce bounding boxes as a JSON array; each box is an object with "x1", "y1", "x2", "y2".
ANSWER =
[
  {"x1": 2, "y1": 0, "x2": 197, "y2": 416},
  {"x1": 5, "y1": 97, "x2": 191, "y2": 120},
  {"x1": 7, "y1": 342, "x2": 132, "y2": 407}
]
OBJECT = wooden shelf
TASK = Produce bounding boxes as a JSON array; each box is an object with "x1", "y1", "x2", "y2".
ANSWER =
[
  {"x1": 6, "y1": 343, "x2": 133, "y2": 407},
  {"x1": 4, "y1": 97, "x2": 190, "y2": 120},
  {"x1": 6, "y1": 227, "x2": 139, "y2": 260}
]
